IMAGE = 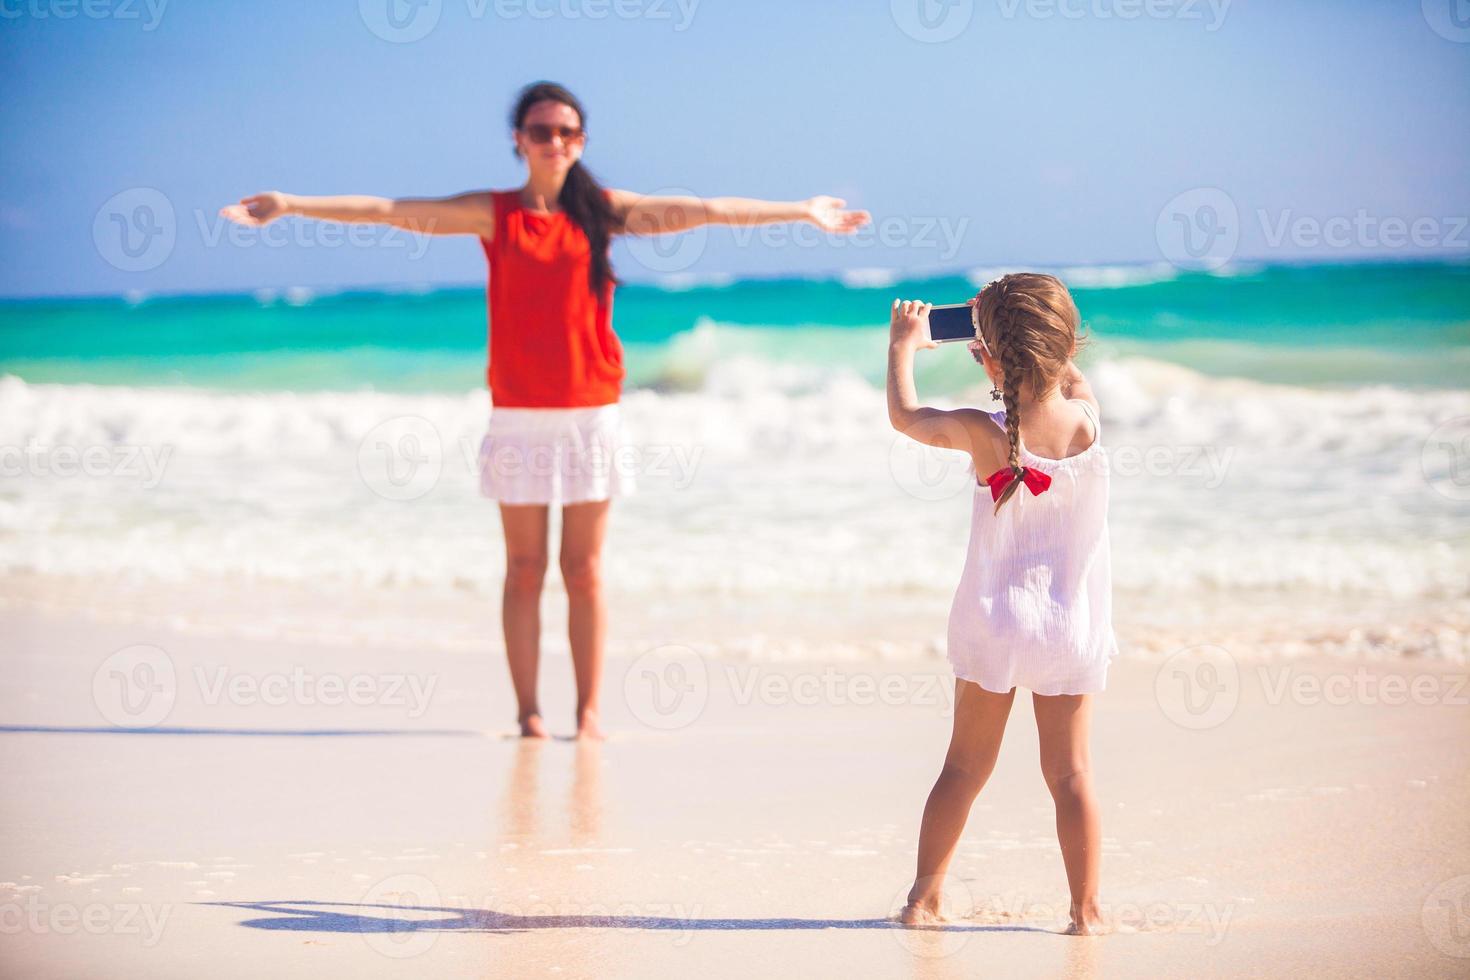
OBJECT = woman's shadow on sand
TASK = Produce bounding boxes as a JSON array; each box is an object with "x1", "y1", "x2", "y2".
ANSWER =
[{"x1": 204, "y1": 899, "x2": 1054, "y2": 936}]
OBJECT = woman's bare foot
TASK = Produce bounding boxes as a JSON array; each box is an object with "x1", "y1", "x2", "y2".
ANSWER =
[
  {"x1": 575, "y1": 709, "x2": 604, "y2": 741},
  {"x1": 518, "y1": 712, "x2": 549, "y2": 739},
  {"x1": 898, "y1": 887, "x2": 946, "y2": 927},
  {"x1": 1064, "y1": 899, "x2": 1104, "y2": 935}
]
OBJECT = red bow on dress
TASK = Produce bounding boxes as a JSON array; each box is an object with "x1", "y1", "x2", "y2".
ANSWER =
[{"x1": 983, "y1": 465, "x2": 1052, "y2": 503}]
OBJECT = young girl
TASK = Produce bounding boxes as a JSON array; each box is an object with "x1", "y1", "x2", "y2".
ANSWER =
[{"x1": 885, "y1": 274, "x2": 1117, "y2": 935}]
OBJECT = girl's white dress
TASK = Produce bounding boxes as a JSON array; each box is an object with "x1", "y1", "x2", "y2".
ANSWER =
[{"x1": 947, "y1": 401, "x2": 1118, "y2": 695}]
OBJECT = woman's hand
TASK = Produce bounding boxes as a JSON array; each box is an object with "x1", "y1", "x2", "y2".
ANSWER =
[
  {"x1": 890, "y1": 299, "x2": 937, "y2": 351},
  {"x1": 804, "y1": 196, "x2": 870, "y2": 234},
  {"x1": 219, "y1": 192, "x2": 292, "y2": 227}
]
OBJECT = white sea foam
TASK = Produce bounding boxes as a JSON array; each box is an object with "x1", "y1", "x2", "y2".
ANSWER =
[{"x1": 0, "y1": 363, "x2": 1466, "y2": 647}]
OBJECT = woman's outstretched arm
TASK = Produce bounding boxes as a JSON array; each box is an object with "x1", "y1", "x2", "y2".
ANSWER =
[
  {"x1": 219, "y1": 190, "x2": 497, "y2": 238},
  {"x1": 610, "y1": 190, "x2": 869, "y2": 236}
]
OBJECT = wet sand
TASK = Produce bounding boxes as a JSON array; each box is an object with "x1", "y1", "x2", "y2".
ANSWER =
[{"x1": 2, "y1": 604, "x2": 1468, "y2": 978}]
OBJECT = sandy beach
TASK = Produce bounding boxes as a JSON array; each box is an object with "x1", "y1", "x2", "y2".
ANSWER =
[{"x1": 3, "y1": 592, "x2": 1467, "y2": 979}]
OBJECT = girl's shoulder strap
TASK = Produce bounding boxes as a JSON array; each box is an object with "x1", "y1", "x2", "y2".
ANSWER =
[{"x1": 1076, "y1": 400, "x2": 1101, "y2": 439}]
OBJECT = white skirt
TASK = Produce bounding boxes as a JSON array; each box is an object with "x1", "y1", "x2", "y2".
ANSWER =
[{"x1": 478, "y1": 404, "x2": 637, "y2": 506}]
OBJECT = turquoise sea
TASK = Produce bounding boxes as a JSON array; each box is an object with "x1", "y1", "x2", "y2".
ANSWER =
[{"x1": 2, "y1": 262, "x2": 1467, "y2": 392}]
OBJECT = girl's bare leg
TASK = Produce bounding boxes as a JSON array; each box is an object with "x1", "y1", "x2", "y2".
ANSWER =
[
  {"x1": 1033, "y1": 692, "x2": 1102, "y2": 934},
  {"x1": 561, "y1": 499, "x2": 611, "y2": 740},
  {"x1": 901, "y1": 680, "x2": 1016, "y2": 925},
  {"x1": 499, "y1": 503, "x2": 550, "y2": 738}
]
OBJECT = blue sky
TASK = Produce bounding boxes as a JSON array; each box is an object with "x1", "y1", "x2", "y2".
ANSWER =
[{"x1": 2, "y1": 0, "x2": 1468, "y2": 297}]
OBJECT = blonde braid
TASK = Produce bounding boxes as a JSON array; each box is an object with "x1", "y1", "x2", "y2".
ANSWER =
[{"x1": 993, "y1": 289, "x2": 1027, "y2": 514}]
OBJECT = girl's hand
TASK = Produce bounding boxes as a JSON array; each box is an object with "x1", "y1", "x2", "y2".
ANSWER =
[
  {"x1": 890, "y1": 299, "x2": 937, "y2": 351},
  {"x1": 219, "y1": 192, "x2": 292, "y2": 227},
  {"x1": 804, "y1": 196, "x2": 870, "y2": 234}
]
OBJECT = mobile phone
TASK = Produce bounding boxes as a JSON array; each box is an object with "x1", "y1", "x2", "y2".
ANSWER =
[{"x1": 926, "y1": 303, "x2": 976, "y2": 344}]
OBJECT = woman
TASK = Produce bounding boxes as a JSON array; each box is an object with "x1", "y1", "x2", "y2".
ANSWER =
[{"x1": 221, "y1": 81, "x2": 870, "y2": 739}]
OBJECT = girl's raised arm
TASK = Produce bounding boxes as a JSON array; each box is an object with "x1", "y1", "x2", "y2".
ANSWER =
[
  {"x1": 219, "y1": 190, "x2": 497, "y2": 238},
  {"x1": 888, "y1": 299, "x2": 999, "y2": 467},
  {"x1": 609, "y1": 190, "x2": 869, "y2": 236}
]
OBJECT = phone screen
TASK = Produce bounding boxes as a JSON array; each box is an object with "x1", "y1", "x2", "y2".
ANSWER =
[{"x1": 928, "y1": 304, "x2": 976, "y2": 344}]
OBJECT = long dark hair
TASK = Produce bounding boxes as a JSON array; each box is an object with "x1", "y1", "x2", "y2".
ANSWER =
[{"x1": 510, "y1": 81, "x2": 620, "y2": 295}]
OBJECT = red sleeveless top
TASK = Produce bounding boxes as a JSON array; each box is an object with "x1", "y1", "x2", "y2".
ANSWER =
[{"x1": 481, "y1": 190, "x2": 624, "y2": 407}]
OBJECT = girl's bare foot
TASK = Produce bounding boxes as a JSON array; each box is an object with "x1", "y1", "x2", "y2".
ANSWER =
[
  {"x1": 1064, "y1": 900, "x2": 1104, "y2": 936},
  {"x1": 519, "y1": 712, "x2": 549, "y2": 738},
  {"x1": 575, "y1": 709, "x2": 604, "y2": 741}
]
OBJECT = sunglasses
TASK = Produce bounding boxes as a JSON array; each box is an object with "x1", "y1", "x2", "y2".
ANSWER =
[{"x1": 521, "y1": 124, "x2": 585, "y2": 145}]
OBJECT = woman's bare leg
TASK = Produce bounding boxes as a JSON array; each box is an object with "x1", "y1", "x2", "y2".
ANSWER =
[
  {"x1": 1033, "y1": 692, "x2": 1102, "y2": 934},
  {"x1": 499, "y1": 503, "x2": 550, "y2": 738},
  {"x1": 561, "y1": 499, "x2": 611, "y2": 740},
  {"x1": 901, "y1": 680, "x2": 1016, "y2": 925}
]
